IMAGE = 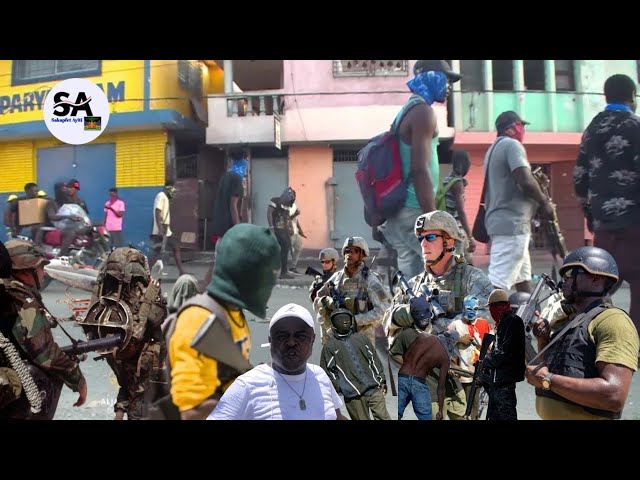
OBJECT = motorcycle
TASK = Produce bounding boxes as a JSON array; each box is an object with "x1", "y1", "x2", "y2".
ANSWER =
[{"x1": 39, "y1": 219, "x2": 110, "y2": 291}]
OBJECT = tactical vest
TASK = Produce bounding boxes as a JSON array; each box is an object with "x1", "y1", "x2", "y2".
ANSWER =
[
  {"x1": 416, "y1": 256, "x2": 466, "y2": 315},
  {"x1": 143, "y1": 293, "x2": 247, "y2": 420},
  {"x1": 333, "y1": 264, "x2": 373, "y2": 314},
  {"x1": 536, "y1": 304, "x2": 622, "y2": 419}
]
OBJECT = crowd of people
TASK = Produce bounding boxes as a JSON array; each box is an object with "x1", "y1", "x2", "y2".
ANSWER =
[{"x1": 1, "y1": 61, "x2": 639, "y2": 421}]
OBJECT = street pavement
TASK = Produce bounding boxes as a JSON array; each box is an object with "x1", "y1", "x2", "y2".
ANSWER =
[{"x1": 45, "y1": 252, "x2": 640, "y2": 420}]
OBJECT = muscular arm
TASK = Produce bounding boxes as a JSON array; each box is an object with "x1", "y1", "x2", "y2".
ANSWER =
[
  {"x1": 542, "y1": 363, "x2": 634, "y2": 413},
  {"x1": 267, "y1": 205, "x2": 275, "y2": 228},
  {"x1": 451, "y1": 182, "x2": 472, "y2": 238},
  {"x1": 230, "y1": 196, "x2": 241, "y2": 225},
  {"x1": 436, "y1": 351, "x2": 450, "y2": 417},
  {"x1": 155, "y1": 208, "x2": 166, "y2": 235},
  {"x1": 407, "y1": 105, "x2": 436, "y2": 213},
  {"x1": 513, "y1": 167, "x2": 549, "y2": 208}
]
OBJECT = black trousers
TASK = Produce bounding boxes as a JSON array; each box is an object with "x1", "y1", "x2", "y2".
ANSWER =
[
  {"x1": 486, "y1": 383, "x2": 517, "y2": 420},
  {"x1": 273, "y1": 228, "x2": 291, "y2": 274}
]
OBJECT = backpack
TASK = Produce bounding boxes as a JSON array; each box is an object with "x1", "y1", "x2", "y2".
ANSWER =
[
  {"x1": 355, "y1": 95, "x2": 426, "y2": 227},
  {"x1": 435, "y1": 176, "x2": 463, "y2": 212},
  {"x1": 80, "y1": 247, "x2": 166, "y2": 351}
]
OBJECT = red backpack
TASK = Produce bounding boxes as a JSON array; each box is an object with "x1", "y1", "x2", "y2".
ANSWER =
[{"x1": 355, "y1": 95, "x2": 425, "y2": 227}]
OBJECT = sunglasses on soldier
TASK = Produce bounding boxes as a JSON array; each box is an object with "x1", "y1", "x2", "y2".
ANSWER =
[{"x1": 417, "y1": 233, "x2": 443, "y2": 243}]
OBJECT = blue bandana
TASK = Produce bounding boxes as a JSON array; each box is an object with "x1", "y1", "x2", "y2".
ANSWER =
[
  {"x1": 406, "y1": 71, "x2": 448, "y2": 105},
  {"x1": 229, "y1": 158, "x2": 248, "y2": 178},
  {"x1": 605, "y1": 103, "x2": 634, "y2": 113},
  {"x1": 463, "y1": 295, "x2": 479, "y2": 322}
]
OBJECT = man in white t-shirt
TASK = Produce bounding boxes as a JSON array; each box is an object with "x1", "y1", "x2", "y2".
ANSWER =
[
  {"x1": 148, "y1": 181, "x2": 185, "y2": 275},
  {"x1": 208, "y1": 303, "x2": 347, "y2": 420}
]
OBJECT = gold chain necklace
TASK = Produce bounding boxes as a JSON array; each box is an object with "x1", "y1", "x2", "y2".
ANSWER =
[{"x1": 275, "y1": 369, "x2": 308, "y2": 411}]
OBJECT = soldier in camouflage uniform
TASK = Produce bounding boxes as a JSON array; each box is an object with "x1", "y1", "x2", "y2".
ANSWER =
[
  {"x1": 309, "y1": 247, "x2": 339, "y2": 302},
  {"x1": 82, "y1": 247, "x2": 167, "y2": 420},
  {"x1": 0, "y1": 239, "x2": 87, "y2": 419},
  {"x1": 383, "y1": 211, "x2": 493, "y2": 419},
  {"x1": 313, "y1": 237, "x2": 391, "y2": 346}
]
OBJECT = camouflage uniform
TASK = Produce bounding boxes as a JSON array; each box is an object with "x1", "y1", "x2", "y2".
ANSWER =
[
  {"x1": 84, "y1": 247, "x2": 167, "y2": 420},
  {"x1": 0, "y1": 240, "x2": 85, "y2": 420},
  {"x1": 384, "y1": 255, "x2": 494, "y2": 341},
  {"x1": 314, "y1": 261, "x2": 391, "y2": 346},
  {"x1": 384, "y1": 211, "x2": 494, "y2": 419}
]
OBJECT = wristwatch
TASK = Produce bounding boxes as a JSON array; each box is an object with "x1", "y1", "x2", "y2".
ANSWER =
[{"x1": 541, "y1": 372, "x2": 555, "y2": 391}]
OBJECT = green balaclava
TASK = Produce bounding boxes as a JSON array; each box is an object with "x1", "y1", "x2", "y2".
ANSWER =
[{"x1": 207, "y1": 224, "x2": 281, "y2": 318}]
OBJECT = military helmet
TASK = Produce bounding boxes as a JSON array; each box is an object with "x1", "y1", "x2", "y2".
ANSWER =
[
  {"x1": 559, "y1": 246, "x2": 619, "y2": 282},
  {"x1": 319, "y1": 248, "x2": 339, "y2": 262},
  {"x1": 4, "y1": 239, "x2": 49, "y2": 270},
  {"x1": 414, "y1": 210, "x2": 462, "y2": 241},
  {"x1": 509, "y1": 291, "x2": 531, "y2": 309},
  {"x1": 342, "y1": 236, "x2": 369, "y2": 257}
]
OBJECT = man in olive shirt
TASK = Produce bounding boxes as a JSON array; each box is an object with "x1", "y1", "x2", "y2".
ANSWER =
[{"x1": 527, "y1": 246, "x2": 639, "y2": 420}]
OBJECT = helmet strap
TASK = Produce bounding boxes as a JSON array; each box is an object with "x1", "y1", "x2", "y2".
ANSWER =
[{"x1": 425, "y1": 236, "x2": 454, "y2": 268}]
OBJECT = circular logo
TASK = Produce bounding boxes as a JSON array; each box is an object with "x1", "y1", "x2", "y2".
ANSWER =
[{"x1": 43, "y1": 78, "x2": 110, "y2": 145}]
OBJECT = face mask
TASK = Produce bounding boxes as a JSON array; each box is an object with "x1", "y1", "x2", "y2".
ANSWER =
[
  {"x1": 463, "y1": 296, "x2": 479, "y2": 322},
  {"x1": 406, "y1": 71, "x2": 448, "y2": 105},
  {"x1": 489, "y1": 304, "x2": 511, "y2": 323},
  {"x1": 230, "y1": 158, "x2": 248, "y2": 178}
]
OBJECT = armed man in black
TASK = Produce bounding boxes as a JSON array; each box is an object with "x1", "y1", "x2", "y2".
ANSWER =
[
  {"x1": 526, "y1": 247, "x2": 639, "y2": 420},
  {"x1": 480, "y1": 288, "x2": 525, "y2": 420}
]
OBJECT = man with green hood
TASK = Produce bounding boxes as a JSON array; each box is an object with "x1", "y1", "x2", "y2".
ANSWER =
[{"x1": 168, "y1": 224, "x2": 281, "y2": 420}]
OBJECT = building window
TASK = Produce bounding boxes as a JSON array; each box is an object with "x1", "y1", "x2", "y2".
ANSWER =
[
  {"x1": 524, "y1": 60, "x2": 545, "y2": 91},
  {"x1": 460, "y1": 60, "x2": 484, "y2": 91},
  {"x1": 178, "y1": 60, "x2": 203, "y2": 99},
  {"x1": 492, "y1": 60, "x2": 514, "y2": 91},
  {"x1": 332, "y1": 147, "x2": 361, "y2": 162},
  {"x1": 333, "y1": 60, "x2": 409, "y2": 77},
  {"x1": 12, "y1": 60, "x2": 101, "y2": 85},
  {"x1": 555, "y1": 60, "x2": 575, "y2": 92}
]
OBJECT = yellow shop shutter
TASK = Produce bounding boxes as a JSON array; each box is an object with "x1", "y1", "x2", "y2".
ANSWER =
[
  {"x1": 0, "y1": 142, "x2": 34, "y2": 193},
  {"x1": 116, "y1": 131, "x2": 167, "y2": 187}
]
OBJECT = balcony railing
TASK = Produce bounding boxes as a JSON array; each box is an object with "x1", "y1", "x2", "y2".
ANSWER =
[{"x1": 224, "y1": 91, "x2": 285, "y2": 117}]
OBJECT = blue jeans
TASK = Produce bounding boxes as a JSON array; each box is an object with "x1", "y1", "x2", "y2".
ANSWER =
[
  {"x1": 379, "y1": 207, "x2": 424, "y2": 280},
  {"x1": 397, "y1": 373, "x2": 432, "y2": 420}
]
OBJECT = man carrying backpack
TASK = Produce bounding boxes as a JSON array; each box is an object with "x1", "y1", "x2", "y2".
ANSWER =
[{"x1": 378, "y1": 60, "x2": 462, "y2": 280}]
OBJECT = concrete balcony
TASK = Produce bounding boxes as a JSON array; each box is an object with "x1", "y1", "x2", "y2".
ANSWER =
[
  {"x1": 207, "y1": 91, "x2": 453, "y2": 146},
  {"x1": 457, "y1": 91, "x2": 590, "y2": 133},
  {"x1": 206, "y1": 90, "x2": 285, "y2": 145}
]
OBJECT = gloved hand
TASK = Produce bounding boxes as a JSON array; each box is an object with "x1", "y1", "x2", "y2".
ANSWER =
[{"x1": 319, "y1": 296, "x2": 335, "y2": 313}]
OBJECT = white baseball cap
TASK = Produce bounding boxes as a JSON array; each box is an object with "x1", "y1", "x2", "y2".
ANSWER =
[{"x1": 261, "y1": 303, "x2": 316, "y2": 347}]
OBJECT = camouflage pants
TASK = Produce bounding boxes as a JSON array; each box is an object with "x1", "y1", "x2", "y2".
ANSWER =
[{"x1": 107, "y1": 342, "x2": 163, "y2": 420}]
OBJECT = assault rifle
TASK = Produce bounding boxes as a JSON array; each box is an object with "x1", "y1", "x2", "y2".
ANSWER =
[
  {"x1": 392, "y1": 271, "x2": 446, "y2": 323},
  {"x1": 532, "y1": 167, "x2": 567, "y2": 283},
  {"x1": 61, "y1": 333, "x2": 124, "y2": 361},
  {"x1": 305, "y1": 266, "x2": 323, "y2": 278},
  {"x1": 464, "y1": 332, "x2": 495, "y2": 419},
  {"x1": 516, "y1": 273, "x2": 559, "y2": 363}
]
